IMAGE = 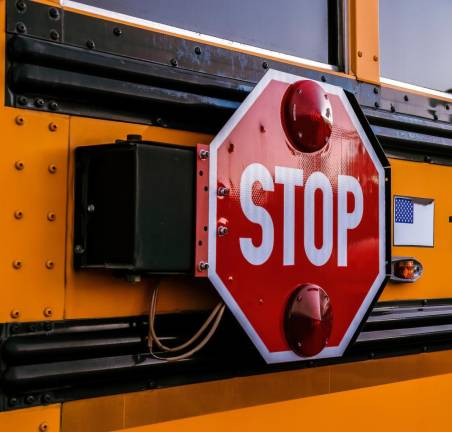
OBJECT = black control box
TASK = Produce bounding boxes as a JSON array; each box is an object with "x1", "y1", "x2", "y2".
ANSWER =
[{"x1": 74, "y1": 138, "x2": 196, "y2": 274}]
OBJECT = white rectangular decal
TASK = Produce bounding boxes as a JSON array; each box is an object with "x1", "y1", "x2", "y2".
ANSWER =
[{"x1": 393, "y1": 196, "x2": 434, "y2": 247}]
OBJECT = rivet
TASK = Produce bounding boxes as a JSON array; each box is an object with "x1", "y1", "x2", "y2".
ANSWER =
[
  {"x1": 13, "y1": 260, "x2": 23, "y2": 270},
  {"x1": 38, "y1": 422, "x2": 48, "y2": 432},
  {"x1": 228, "y1": 143, "x2": 234, "y2": 153},
  {"x1": 41, "y1": 394, "x2": 52, "y2": 404},
  {"x1": 198, "y1": 261, "x2": 209, "y2": 271},
  {"x1": 373, "y1": 87, "x2": 379, "y2": 95},
  {"x1": 258, "y1": 298, "x2": 264, "y2": 304},
  {"x1": 170, "y1": 58, "x2": 178, "y2": 67},
  {"x1": 373, "y1": 55, "x2": 379, "y2": 62},
  {"x1": 49, "y1": 7, "x2": 60, "y2": 19},
  {"x1": 48, "y1": 122, "x2": 58, "y2": 132},
  {"x1": 74, "y1": 245, "x2": 85, "y2": 254},
  {"x1": 199, "y1": 149, "x2": 209, "y2": 160},
  {"x1": 48, "y1": 164, "x2": 57, "y2": 173},
  {"x1": 18, "y1": 95, "x2": 28, "y2": 105},
  {"x1": 10, "y1": 309, "x2": 20, "y2": 319},
  {"x1": 262, "y1": 61, "x2": 269, "y2": 70},
  {"x1": 43, "y1": 307, "x2": 53, "y2": 317},
  {"x1": 35, "y1": 98, "x2": 45, "y2": 108},
  {"x1": 47, "y1": 212, "x2": 56, "y2": 221},
  {"x1": 16, "y1": 22, "x2": 26, "y2": 33},
  {"x1": 15, "y1": 115, "x2": 25, "y2": 125},
  {"x1": 45, "y1": 260, "x2": 55, "y2": 270},
  {"x1": 357, "y1": 50, "x2": 363, "y2": 57},
  {"x1": 48, "y1": 101, "x2": 59, "y2": 111},
  {"x1": 433, "y1": 112, "x2": 438, "y2": 121},
  {"x1": 260, "y1": 124, "x2": 266, "y2": 133},
  {"x1": 374, "y1": 102, "x2": 380, "y2": 108},
  {"x1": 24, "y1": 395, "x2": 35, "y2": 404},
  {"x1": 404, "y1": 95, "x2": 409, "y2": 102},
  {"x1": 113, "y1": 27, "x2": 122, "y2": 36},
  {"x1": 15, "y1": 160, "x2": 25, "y2": 170},
  {"x1": 390, "y1": 104, "x2": 396, "y2": 113},
  {"x1": 86, "y1": 39, "x2": 95, "y2": 49},
  {"x1": 8, "y1": 397, "x2": 18, "y2": 407},
  {"x1": 321, "y1": 75, "x2": 326, "y2": 82},
  {"x1": 49, "y1": 29, "x2": 59, "y2": 40},
  {"x1": 228, "y1": 276, "x2": 233, "y2": 281},
  {"x1": 194, "y1": 46, "x2": 202, "y2": 55},
  {"x1": 16, "y1": 1, "x2": 27, "y2": 12},
  {"x1": 14, "y1": 210, "x2": 24, "y2": 219},
  {"x1": 446, "y1": 104, "x2": 450, "y2": 111},
  {"x1": 87, "y1": 204, "x2": 95, "y2": 213}
]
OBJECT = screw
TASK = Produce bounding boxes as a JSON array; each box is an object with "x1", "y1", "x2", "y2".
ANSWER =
[
  {"x1": 86, "y1": 39, "x2": 95, "y2": 49},
  {"x1": 373, "y1": 55, "x2": 379, "y2": 62},
  {"x1": 48, "y1": 164, "x2": 57, "y2": 173},
  {"x1": 48, "y1": 122, "x2": 58, "y2": 132},
  {"x1": 262, "y1": 61, "x2": 269, "y2": 69},
  {"x1": 49, "y1": 29, "x2": 59, "y2": 40},
  {"x1": 49, "y1": 7, "x2": 60, "y2": 19},
  {"x1": 74, "y1": 245, "x2": 85, "y2": 254},
  {"x1": 25, "y1": 395, "x2": 35, "y2": 404},
  {"x1": 10, "y1": 309, "x2": 20, "y2": 319},
  {"x1": 15, "y1": 160, "x2": 25, "y2": 170},
  {"x1": 217, "y1": 225, "x2": 229, "y2": 236},
  {"x1": 16, "y1": 1, "x2": 27, "y2": 12},
  {"x1": 194, "y1": 46, "x2": 202, "y2": 55},
  {"x1": 113, "y1": 27, "x2": 122, "y2": 36},
  {"x1": 45, "y1": 260, "x2": 55, "y2": 269},
  {"x1": 199, "y1": 149, "x2": 209, "y2": 159},
  {"x1": 48, "y1": 101, "x2": 59, "y2": 111},
  {"x1": 357, "y1": 50, "x2": 363, "y2": 57},
  {"x1": 87, "y1": 204, "x2": 95, "y2": 213},
  {"x1": 18, "y1": 95, "x2": 28, "y2": 105},
  {"x1": 43, "y1": 307, "x2": 53, "y2": 317},
  {"x1": 15, "y1": 115, "x2": 25, "y2": 125},
  {"x1": 8, "y1": 397, "x2": 18, "y2": 407},
  {"x1": 198, "y1": 261, "x2": 209, "y2": 271},
  {"x1": 47, "y1": 212, "x2": 56, "y2": 221},
  {"x1": 14, "y1": 210, "x2": 24, "y2": 219},
  {"x1": 218, "y1": 187, "x2": 230, "y2": 196},
  {"x1": 16, "y1": 22, "x2": 26, "y2": 33},
  {"x1": 35, "y1": 98, "x2": 45, "y2": 108}
]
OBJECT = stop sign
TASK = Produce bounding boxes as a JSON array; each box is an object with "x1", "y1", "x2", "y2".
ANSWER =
[{"x1": 206, "y1": 70, "x2": 389, "y2": 363}]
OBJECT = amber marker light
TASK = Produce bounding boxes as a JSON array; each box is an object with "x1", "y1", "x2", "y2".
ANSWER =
[{"x1": 391, "y1": 257, "x2": 423, "y2": 283}]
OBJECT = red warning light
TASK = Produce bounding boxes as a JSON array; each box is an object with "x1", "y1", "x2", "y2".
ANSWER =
[
  {"x1": 284, "y1": 284, "x2": 333, "y2": 357},
  {"x1": 281, "y1": 80, "x2": 333, "y2": 153}
]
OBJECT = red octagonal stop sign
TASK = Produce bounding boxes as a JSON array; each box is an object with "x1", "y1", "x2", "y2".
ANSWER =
[{"x1": 206, "y1": 70, "x2": 389, "y2": 363}]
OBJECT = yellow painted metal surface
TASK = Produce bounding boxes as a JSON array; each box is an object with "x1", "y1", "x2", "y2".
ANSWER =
[
  {"x1": 61, "y1": 349, "x2": 452, "y2": 431},
  {"x1": 382, "y1": 158, "x2": 452, "y2": 301},
  {"x1": 0, "y1": 404, "x2": 61, "y2": 432},
  {"x1": 349, "y1": 0, "x2": 380, "y2": 83},
  {"x1": 116, "y1": 371, "x2": 452, "y2": 432},
  {"x1": 0, "y1": 109, "x2": 68, "y2": 322}
]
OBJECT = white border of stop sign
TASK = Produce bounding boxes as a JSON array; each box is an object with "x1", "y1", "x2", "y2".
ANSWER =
[{"x1": 207, "y1": 69, "x2": 387, "y2": 364}]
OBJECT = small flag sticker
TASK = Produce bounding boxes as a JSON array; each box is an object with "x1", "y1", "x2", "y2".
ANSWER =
[{"x1": 394, "y1": 197, "x2": 414, "y2": 224}]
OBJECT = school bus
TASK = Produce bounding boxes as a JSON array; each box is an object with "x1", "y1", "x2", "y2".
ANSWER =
[{"x1": 1, "y1": 0, "x2": 452, "y2": 431}]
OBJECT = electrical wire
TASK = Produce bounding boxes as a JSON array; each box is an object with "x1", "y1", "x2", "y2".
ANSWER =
[{"x1": 147, "y1": 286, "x2": 225, "y2": 361}]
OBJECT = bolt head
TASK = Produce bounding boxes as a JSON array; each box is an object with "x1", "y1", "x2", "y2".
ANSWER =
[
  {"x1": 74, "y1": 245, "x2": 85, "y2": 254},
  {"x1": 170, "y1": 58, "x2": 178, "y2": 67},
  {"x1": 198, "y1": 261, "x2": 209, "y2": 271},
  {"x1": 86, "y1": 40, "x2": 95, "y2": 49},
  {"x1": 217, "y1": 187, "x2": 230, "y2": 196},
  {"x1": 12, "y1": 260, "x2": 23, "y2": 269},
  {"x1": 45, "y1": 260, "x2": 55, "y2": 269},
  {"x1": 25, "y1": 395, "x2": 35, "y2": 404},
  {"x1": 48, "y1": 163, "x2": 57, "y2": 173},
  {"x1": 43, "y1": 307, "x2": 53, "y2": 317},
  {"x1": 194, "y1": 46, "x2": 202, "y2": 55},
  {"x1": 87, "y1": 204, "x2": 95, "y2": 213},
  {"x1": 15, "y1": 160, "x2": 25, "y2": 170},
  {"x1": 113, "y1": 27, "x2": 122, "y2": 36},
  {"x1": 10, "y1": 309, "x2": 20, "y2": 319},
  {"x1": 35, "y1": 98, "x2": 45, "y2": 107},
  {"x1": 199, "y1": 149, "x2": 209, "y2": 160},
  {"x1": 16, "y1": 1, "x2": 27, "y2": 12},
  {"x1": 16, "y1": 22, "x2": 26, "y2": 33},
  {"x1": 49, "y1": 29, "x2": 59, "y2": 40},
  {"x1": 49, "y1": 7, "x2": 60, "y2": 19},
  {"x1": 48, "y1": 122, "x2": 58, "y2": 132},
  {"x1": 15, "y1": 115, "x2": 25, "y2": 125},
  {"x1": 47, "y1": 212, "x2": 56, "y2": 221},
  {"x1": 217, "y1": 225, "x2": 229, "y2": 236}
]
